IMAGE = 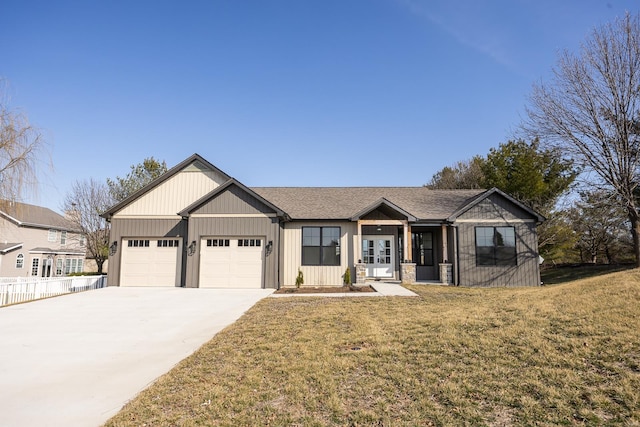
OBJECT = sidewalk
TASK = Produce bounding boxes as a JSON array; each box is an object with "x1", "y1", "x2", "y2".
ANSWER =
[{"x1": 270, "y1": 281, "x2": 418, "y2": 298}]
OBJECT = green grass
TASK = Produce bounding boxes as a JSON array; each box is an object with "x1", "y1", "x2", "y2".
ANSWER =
[
  {"x1": 105, "y1": 271, "x2": 640, "y2": 426},
  {"x1": 541, "y1": 263, "x2": 634, "y2": 285}
]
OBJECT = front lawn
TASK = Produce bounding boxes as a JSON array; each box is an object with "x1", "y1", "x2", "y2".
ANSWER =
[{"x1": 105, "y1": 271, "x2": 640, "y2": 426}]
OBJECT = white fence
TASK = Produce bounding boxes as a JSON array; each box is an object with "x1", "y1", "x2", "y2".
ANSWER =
[{"x1": 0, "y1": 275, "x2": 108, "y2": 307}]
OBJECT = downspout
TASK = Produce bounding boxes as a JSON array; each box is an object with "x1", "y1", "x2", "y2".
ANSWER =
[{"x1": 453, "y1": 224, "x2": 460, "y2": 286}]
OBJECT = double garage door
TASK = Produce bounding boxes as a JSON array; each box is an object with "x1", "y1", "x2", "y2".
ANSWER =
[
  {"x1": 120, "y1": 237, "x2": 264, "y2": 288},
  {"x1": 199, "y1": 237, "x2": 264, "y2": 288}
]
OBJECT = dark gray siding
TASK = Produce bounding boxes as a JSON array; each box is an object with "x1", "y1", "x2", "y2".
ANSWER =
[
  {"x1": 458, "y1": 193, "x2": 536, "y2": 221},
  {"x1": 108, "y1": 218, "x2": 187, "y2": 287},
  {"x1": 456, "y1": 221, "x2": 540, "y2": 287},
  {"x1": 184, "y1": 217, "x2": 280, "y2": 289},
  {"x1": 195, "y1": 185, "x2": 274, "y2": 215}
]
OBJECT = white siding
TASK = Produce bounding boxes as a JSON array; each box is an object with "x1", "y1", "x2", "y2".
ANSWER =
[
  {"x1": 283, "y1": 221, "x2": 356, "y2": 286},
  {"x1": 117, "y1": 169, "x2": 226, "y2": 216}
]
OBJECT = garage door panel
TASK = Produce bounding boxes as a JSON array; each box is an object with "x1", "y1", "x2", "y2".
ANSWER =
[
  {"x1": 121, "y1": 239, "x2": 181, "y2": 287},
  {"x1": 199, "y1": 237, "x2": 263, "y2": 288}
]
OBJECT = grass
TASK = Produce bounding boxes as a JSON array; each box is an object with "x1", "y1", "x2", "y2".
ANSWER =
[
  {"x1": 541, "y1": 263, "x2": 634, "y2": 285},
  {"x1": 105, "y1": 271, "x2": 640, "y2": 426}
]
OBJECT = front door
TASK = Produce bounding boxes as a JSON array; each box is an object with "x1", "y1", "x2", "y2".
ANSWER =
[
  {"x1": 362, "y1": 235, "x2": 394, "y2": 278},
  {"x1": 413, "y1": 231, "x2": 437, "y2": 280}
]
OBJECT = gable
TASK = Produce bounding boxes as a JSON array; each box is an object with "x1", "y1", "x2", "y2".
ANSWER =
[
  {"x1": 361, "y1": 205, "x2": 408, "y2": 221},
  {"x1": 456, "y1": 193, "x2": 537, "y2": 222},
  {"x1": 192, "y1": 184, "x2": 277, "y2": 216},
  {"x1": 116, "y1": 164, "x2": 228, "y2": 216}
]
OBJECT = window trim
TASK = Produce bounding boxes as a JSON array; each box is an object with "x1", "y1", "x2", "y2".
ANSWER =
[
  {"x1": 475, "y1": 226, "x2": 517, "y2": 267},
  {"x1": 16, "y1": 253, "x2": 24, "y2": 269},
  {"x1": 301, "y1": 226, "x2": 341, "y2": 266},
  {"x1": 48, "y1": 229, "x2": 57, "y2": 242}
]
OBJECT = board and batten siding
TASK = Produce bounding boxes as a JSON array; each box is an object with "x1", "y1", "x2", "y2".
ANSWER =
[
  {"x1": 183, "y1": 184, "x2": 281, "y2": 289},
  {"x1": 116, "y1": 168, "x2": 227, "y2": 216},
  {"x1": 456, "y1": 221, "x2": 540, "y2": 287},
  {"x1": 459, "y1": 193, "x2": 534, "y2": 222},
  {"x1": 108, "y1": 218, "x2": 187, "y2": 287},
  {"x1": 282, "y1": 221, "x2": 356, "y2": 286},
  {"x1": 185, "y1": 216, "x2": 280, "y2": 289}
]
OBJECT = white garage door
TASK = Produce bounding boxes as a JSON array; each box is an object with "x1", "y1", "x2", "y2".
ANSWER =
[
  {"x1": 121, "y1": 238, "x2": 181, "y2": 287},
  {"x1": 199, "y1": 237, "x2": 264, "y2": 288}
]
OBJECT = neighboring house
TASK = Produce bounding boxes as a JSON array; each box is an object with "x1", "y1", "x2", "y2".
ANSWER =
[
  {"x1": 101, "y1": 154, "x2": 544, "y2": 289},
  {"x1": 0, "y1": 201, "x2": 86, "y2": 277}
]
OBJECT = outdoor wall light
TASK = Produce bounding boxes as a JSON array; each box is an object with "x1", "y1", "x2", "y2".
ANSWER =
[
  {"x1": 266, "y1": 240, "x2": 273, "y2": 255},
  {"x1": 109, "y1": 241, "x2": 118, "y2": 255},
  {"x1": 187, "y1": 240, "x2": 197, "y2": 256}
]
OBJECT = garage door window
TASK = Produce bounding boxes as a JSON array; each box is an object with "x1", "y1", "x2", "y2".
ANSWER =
[
  {"x1": 238, "y1": 239, "x2": 261, "y2": 247},
  {"x1": 157, "y1": 239, "x2": 178, "y2": 247},
  {"x1": 207, "y1": 239, "x2": 230, "y2": 247},
  {"x1": 128, "y1": 240, "x2": 150, "y2": 247}
]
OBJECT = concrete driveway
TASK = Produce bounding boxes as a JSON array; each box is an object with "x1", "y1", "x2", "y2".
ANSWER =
[{"x1": 0, "y1": 286, "x2": 273, "y2": 427}]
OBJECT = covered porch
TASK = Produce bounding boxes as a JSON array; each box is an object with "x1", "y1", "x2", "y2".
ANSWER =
[{"x1": 349, "y1": 198, "x2": 456, "y2": 285}]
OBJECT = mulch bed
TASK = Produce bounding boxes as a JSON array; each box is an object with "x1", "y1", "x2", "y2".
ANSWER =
[{"x1": 274, "y1": 285, "x2": 376, "y2": 294}]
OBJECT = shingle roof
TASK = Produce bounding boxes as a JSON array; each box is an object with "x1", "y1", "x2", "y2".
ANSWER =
[
  {"x1": 0, "y1": 200, "x2": 78, "y2": 231},
  {"x1": 250, "y1": 187, "x2": 485, "y2": 221}
]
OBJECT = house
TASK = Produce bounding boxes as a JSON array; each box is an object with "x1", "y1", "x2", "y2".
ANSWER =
[
  {"x1": 0, "y1": 201, "x2": 87, "y2": 277},
  {"x1": 101, "y1": 154, "x2": 544, "y2": 289}
]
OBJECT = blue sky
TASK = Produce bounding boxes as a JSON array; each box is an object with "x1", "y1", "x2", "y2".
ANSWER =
[{"x1": 1, "y1": 0, "x2": 637, "y2": 213}]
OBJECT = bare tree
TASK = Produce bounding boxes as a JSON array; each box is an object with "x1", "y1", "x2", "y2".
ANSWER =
[
  {"x1": 524, "y1": 13, "x2": 640, "y2": 267},
  {"x1": 0, "y1": 80, "x2": 46, "y2": 204},
  {"x1": 63, "y1": 179, "x2": 112, "y2": 274}
]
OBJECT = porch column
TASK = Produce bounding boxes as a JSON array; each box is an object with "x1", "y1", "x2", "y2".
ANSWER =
[
  {"x1": 441, "y1": 224, "x2": 448, "y2": 262},
  {"x1": 403, "y1": 222, "x2": 410, "y2": 262}
]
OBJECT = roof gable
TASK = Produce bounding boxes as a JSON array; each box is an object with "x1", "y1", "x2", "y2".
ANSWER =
[
  {"x1": 350, "y1": 198, "x2": 417, "y2": 221},
  {"x1": 179, "y1": 179, "x2": 287, "y2": 218},
  {"x1": 448, "y1": 188, "x2": 545, "y2": 223},
  {"x1": 103, "y1": 153, "x2": 231, "y2": 218}
]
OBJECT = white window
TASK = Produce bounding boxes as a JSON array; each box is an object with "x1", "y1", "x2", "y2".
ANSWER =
[
  {"x1": 78, "y1": 259, "x2": 84, "y2": 273},
  {"x1": 16, "y1": 253, "x2": 24, "y2": 269},
  {"x1": 48, "y1": 229, "x2": 57, "y2": 242},
  {"x1": 79, "y1": 235, "x2": 86, "y2": 247},
  {"x1": 60, "y1": 231, "x2": 67, "y2": 245},
  {"x1": 64, "y1": 259, "x2": 71, "y2": 275},
  {"x1": 31, "y1": 258, "x2": 40, "y2": 276},
  {"x1": 56, "y1": 259, "x2": 63, "y2": 276}
]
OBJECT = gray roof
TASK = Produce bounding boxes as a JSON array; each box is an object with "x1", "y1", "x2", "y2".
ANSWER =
[
  {"x1": 251, "y1": 187, "x2": 485, "y2": 221},
  {"x1": 0, "y1": 200, "x2": 78, "y2": 231},
  {"x1": 0, "y1": 243, "x2": 22, "y2": 254}
]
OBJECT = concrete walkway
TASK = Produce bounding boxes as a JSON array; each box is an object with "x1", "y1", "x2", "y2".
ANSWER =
[
  {"x1": 270, "y1": 281, "x2": 418, "y2": 298},
  {"x1": 0, "y1": 286, "x2": 273, "y2": 427}
]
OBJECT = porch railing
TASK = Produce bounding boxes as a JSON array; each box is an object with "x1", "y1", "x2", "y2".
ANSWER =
[{"x1": 0, "y1": 275, "x2": 108, "y2": 307}]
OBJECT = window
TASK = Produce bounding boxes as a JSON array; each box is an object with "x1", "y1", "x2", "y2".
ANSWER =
[
  {"x1": 16, "y1": 253, "x2": 24, "y2": 269},
  {"x1": 60, "y1": 231, "x2": 67, "y2": 245},
  {"x1": 31, "y1": 258, "x2": 40, "y2": 276},
  {"x1": 127, "y1": 239, "x2": 150, "y2": 247},
  {"x1": 157, "y1": 239, "x2": 178, "y2": 247},
  {"x1": 475, "y1": 226, "x2": 516, "y2": 266},
  {"x1": 56, "y1": 259, "x2": 63, "y2": 276},
  {"x1": 65, "y1": 259, "x2": 71, "y2": 275},
  {"x1": 48, "y1": 229, "x2": 57, "y2": 242},
  {"x1": 80, "y1": 236, "x2": 86, "y2": 247},
  {"x1": 412, "y1": 232, "x2": 434, "y2": 266},
  {"x1": 238, "y1": 239, "x2": 261, "y2": 247},
  {"x1": 302, "y1": 227, "x2": 340, "y2": 266},
  {"x1": 207, "y1": 239, "x2": 230, "y2": 247}
]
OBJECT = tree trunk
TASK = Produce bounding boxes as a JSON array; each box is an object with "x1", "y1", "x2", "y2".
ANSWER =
[
  {"x1": 628, "y1": 207, "x2": 640, "y2": 268},
  {"x1": 96, "y1": 259, "x2": 104, "y2": 275}
]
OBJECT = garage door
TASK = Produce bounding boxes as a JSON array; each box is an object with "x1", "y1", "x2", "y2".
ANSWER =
[
  {"x1": 120, "y1": 238, "x2": 181, "y2": 287},
  {"x1": 199, "y1": 237, "x2": 264, "y2": 288}
]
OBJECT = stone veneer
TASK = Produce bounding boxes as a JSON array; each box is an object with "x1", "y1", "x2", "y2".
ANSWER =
[
  {"x1": 439, "y1": 263, "x2": 453, "y2": 284},
  {"x1": 355, "y1": 263, "x2": 367, "y2": 285},
  {"x1": 401, "y1": 263, "x2": 416, "y2": 284}
]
